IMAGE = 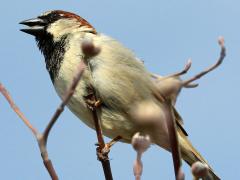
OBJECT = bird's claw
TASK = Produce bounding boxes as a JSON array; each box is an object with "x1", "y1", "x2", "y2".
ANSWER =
[
  {"x1": 84, "y1": 92, "x2": 102, "y2": 110},
  {"x1": 95, "y1": 136, "x2": 122, "y2": 161},
  {"x1": 96, "y1": 146, "x2": 110, "y2": 161}
]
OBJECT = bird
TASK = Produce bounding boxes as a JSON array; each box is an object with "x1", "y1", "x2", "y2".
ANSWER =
[{"x1": 20, "y1": 10, "x2": 220, "y2": 179}]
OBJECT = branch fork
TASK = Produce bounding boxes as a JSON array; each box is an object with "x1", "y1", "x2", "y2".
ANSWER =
[
  {"x1": 152, "y1": 37, "x2": 226, "y2": 180},
  {"x1": 0, "y1": 46, "x2": 86, "y2": 180}
]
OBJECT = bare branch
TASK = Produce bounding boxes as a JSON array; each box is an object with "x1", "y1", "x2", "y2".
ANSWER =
[
  {"x1": 82, "y1": 39, "x2": 113, "y2": 180},
  {"x1": 167, "y1": 59, "x2": 192, "y2": 78},
  {"x1": 151, "y1": 59, "x2": 192, "y2": 80},
  {"x1": 132, "y1": 132, "x2": 151, "y2": 180},
  {"x1": 43, "y1": 160, "x2": 59, "y2": 180},
  {"x1": 86, "y1": 91, "x2": 113, "y2": 180},
  {"x1": 163, "y1": 100, "x2": 183, "y2": 180},
  {"x1": 191, "y1": 161, "x2": 209, "y2": 179},
  {"x1": 182, "y1": 37, "x2": 226, "y2": 87},
  {"x1": 152, "y1": 38, "x2": 226, "y2": 179},
  {"x1": 40, "y1": 60, "x2": 85, "y2": 178},
  {"x1": 43, "y1": 61, "x2": 86, "y2": 145},
  {"x1": 0, "y1": 83, "x2": 38, "y2": 136},
  {"x1": 0, "y1": 54, "x2": 86, "y2": 180},
  {"x1": 0, "y1": 83, "x2": 59, "y2": 179}
]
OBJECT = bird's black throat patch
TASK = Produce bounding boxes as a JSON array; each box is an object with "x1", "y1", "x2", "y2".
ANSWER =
[{"x1": 36, "y1": 33, "x2": 68, "y2": 83}]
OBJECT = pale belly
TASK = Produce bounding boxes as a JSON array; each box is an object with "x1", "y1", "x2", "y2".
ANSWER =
[{"x1": 54, "y1": 74, "x2": 137, "y2": 143}]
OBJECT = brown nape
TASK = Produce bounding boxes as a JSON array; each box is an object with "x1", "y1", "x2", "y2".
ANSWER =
[{"x1": 55, "y1": 10, "x2": 97, "y2": 34}]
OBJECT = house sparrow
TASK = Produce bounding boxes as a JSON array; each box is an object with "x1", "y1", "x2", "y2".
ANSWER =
[{"x1": 20, "y1": 10, "x2": 219, "y2": 179}]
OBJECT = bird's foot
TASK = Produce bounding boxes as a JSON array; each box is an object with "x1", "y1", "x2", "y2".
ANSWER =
[
  {"x1": 84, "y1": 91, "x2": 102, "y2": 110},
  {"x1": 105, "y1": 136, "x2": 122, "y2": 150},
  {"x1": 95, "y1": 136, "x2": 122, "y2": 161},
  {"x1": 96, "y1": 146, "x2": 109, "y2": 161},
  {"x1": 84, "y1": 86, "x2": 102, "y2": 110},
  {"x1": 85, "y1": 99, "x2": 102, "y2": 110}
]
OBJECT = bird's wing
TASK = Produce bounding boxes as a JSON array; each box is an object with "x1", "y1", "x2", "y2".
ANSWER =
[{"x1": 173, "y1": 107, "x2": 188, "y2": 136}]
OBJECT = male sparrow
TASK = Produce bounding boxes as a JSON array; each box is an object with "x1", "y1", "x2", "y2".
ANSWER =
[{"x1": 20, "y1": 10, "x2": 219, "y2": 179}]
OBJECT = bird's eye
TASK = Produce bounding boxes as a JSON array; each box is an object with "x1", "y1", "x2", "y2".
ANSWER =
[
  {"x1": 37, "y1": 16, "x2": 45, "y2": 19},
  {"x1": 38, "y1": 13, "x2": 62, "y2": 24}
]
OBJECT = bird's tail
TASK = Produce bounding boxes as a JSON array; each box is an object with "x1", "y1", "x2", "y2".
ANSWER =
[{"x1": 178, "y1": 134, "x2": 220, "y2": 180}]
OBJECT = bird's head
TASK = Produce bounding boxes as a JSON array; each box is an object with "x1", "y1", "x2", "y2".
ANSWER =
[
  {"x1": 20, "y1": 10, "x2": 96, "y2": 82},
  {"x1": 20, "y1": 10, "x2": 96, "y2": 41}
]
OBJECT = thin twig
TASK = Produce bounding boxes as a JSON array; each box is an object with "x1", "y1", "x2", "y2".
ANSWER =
[
  {"x1": 0, "y1": 83, "x2": 58, "y2": 180},
  {"x1": 43, "y1": 61, "x2": 86, "y2": 145},
  {"x1": 39, "y1": 60, "x2": 85, "y2": 179},
  {"x1": 152, "y1": 81, "x2": 183, "y2": 179},
  {"x1": 43, "y1": 160, "x2": 59, "y2": 180},
  {"x1": 91, "y1": 99, "x2": 105, "y2": 148},
  {"x1": 82, "y1": 39, "x2": 113, "y2": 180},
  {"x1": 0, "y1": 83, "x2": 38, "y2": 136},
  {"x1": 0, "y1": 60, "x2": 86, "y2": 180},
  {"x1": 163, "y1": 100, "x2": 182, "y2": 179},
  {"x1": 154, "y1": 37, "x2": 226, "y2": 180},
  {"x1": 182, "y1": 37, "x2": 226, "y2": 87},
  {"x1": 151, "y1": 59, "x2": 192, "y2": 81},
  {"x1": 131, "y1": 132, "x2": 151, "y2": 180},
  {"x1": 166, "y1": 59, "x2": 192, "y2": 78},
  {"x1": 86, "y1": 90, "x2": 113, "y2": 180}
]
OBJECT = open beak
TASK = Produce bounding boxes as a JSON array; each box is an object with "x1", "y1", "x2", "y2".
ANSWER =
[{"x1": 19, "y1": 18, "x2": 47, "y2": 36}]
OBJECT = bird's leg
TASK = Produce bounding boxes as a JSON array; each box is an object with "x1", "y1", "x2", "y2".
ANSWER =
[
  {"x1": 85, "y1": 98, "x2": 102, "y2": 110},
  {"x1": 84, "y1": 86, "x2": 102, "y2": 110},
  {"x1": 104, "y1": 136, "x2": 122, "y2": 152},
  {"x1": 81, "y1": 40, "x2": 113, "y2": 179},
  {"x1": 84, "y1": 86, "x2": 121, "y2": 161},
  {"x1": 84, "y1": 86, "x2": 107, "y2": 158},
  {"x1": 85, "y1": 88, "x2": 121, "y2": 160},
  {"x1": 95, "y1": 136, "x2": 122, "y2": 160}
]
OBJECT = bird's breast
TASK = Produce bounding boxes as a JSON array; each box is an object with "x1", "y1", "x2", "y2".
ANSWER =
[{"x1": 53, "y1": 44, "x2": 137, "y2": 141}]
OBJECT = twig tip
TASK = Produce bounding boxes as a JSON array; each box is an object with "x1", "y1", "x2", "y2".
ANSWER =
[
  {"x1": 81, "y1": 39, "x2": 101, "y2": 57},
  {"x1": 218, "y1": 36, "x2": 225, "y2": 47},
  {"x1": 131, "y1": 132, "x2": 151, "y2": 154},
  {"x1": 191, "y1": 161, "x2": 209, "y2": 178},
  {"x1": 185, "y1": 58, "x2": 192, "y2": 71}
]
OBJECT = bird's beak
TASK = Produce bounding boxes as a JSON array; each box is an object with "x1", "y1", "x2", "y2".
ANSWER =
[{"x1": 19, "y1": 18, "x2": 47, "y2": 36}]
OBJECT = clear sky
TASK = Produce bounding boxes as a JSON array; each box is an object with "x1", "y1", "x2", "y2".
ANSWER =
[{"x1": 0, "y1": 1, "x2": 239, "y2": 179}]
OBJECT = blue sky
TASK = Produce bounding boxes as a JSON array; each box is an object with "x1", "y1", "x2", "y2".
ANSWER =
[{"x1": 0, "y1": 1, "x2": 239, "y2": 179}]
